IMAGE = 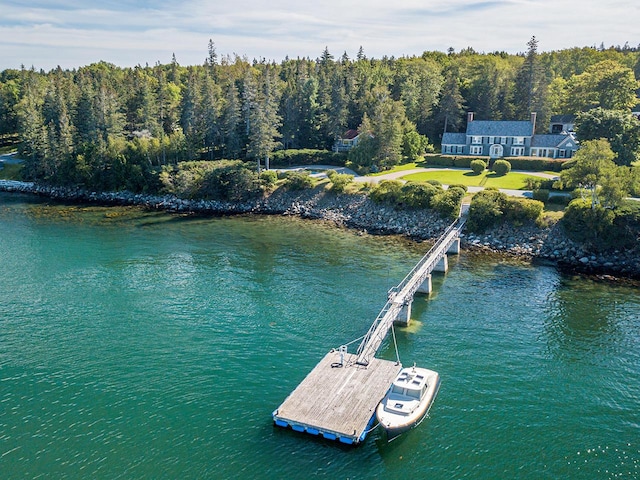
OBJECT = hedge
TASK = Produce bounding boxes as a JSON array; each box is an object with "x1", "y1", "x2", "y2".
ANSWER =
[
  {"x1": 506, "y1": 157, "x2": 566, "y2": 172},
  {"x1": 427, "y1": 154, "x2": 567, "y2": 172},
  {"x1": 271, "y1": 149, "x2": 347, "y2": 167},
  {"x1": 425, "y1": 154, "x2": 487, "y2": 168}
]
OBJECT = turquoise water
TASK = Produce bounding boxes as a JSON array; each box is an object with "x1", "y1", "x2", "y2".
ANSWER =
[{"x1": 1, "y1": 193, "x2": 639, "y2": 479}]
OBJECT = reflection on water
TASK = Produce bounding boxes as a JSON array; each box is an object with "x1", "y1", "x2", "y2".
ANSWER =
[{"x1": 0, "y1": 195, "x2": 639, "y2": 479}]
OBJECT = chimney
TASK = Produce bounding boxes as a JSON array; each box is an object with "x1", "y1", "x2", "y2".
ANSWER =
[
  {"x1": 530, "y1": 112, "x2": 537, "y2": 134},
  {"x1": 467, "y1": 112, "x2": 474, "y2": 124}
]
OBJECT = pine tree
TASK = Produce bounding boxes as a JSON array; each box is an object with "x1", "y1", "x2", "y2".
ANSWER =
[
  {"x1": 435, "y1": 69, "x2": 465, "y2": 135},
  {"x1": 247, "y1": 66, "x2": 282, "y2": 171},
  {"x1": 512, "y1": 36, "x2": 548, "y2": 127},
  {"x1": 221, "y1": 81, "x2": 242, "y2": 158}
]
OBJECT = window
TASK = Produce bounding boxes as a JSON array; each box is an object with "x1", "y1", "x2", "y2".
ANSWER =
[
  {"x1": 407, "y1": 389, "x2": 421, "y2": 399},
  {"x1": 470, "y1": 145, "x2": 483, "y2": 155},
  {"x1": 392, "y1": 385, "x2": 404, "y2": 395},
  {"x1": 456, "y1": 145, "x2": 464, "y2": 154},
  {"x1": 472, "y1": 136, "x2": 482, "y2": 144},
  {"x1": 511, "y1": 147, "x2": 524, "y2": 156},
  {"x1": 513, "y1": 137, "x2": 525, "y2": 145},
  {"x1": 559, "y1": 150, "x2": 566, "y2": 158}
]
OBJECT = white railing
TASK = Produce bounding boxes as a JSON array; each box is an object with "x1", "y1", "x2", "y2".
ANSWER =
[{"x1": 355, "y1": 213, "x2": 467, "y2": 366}]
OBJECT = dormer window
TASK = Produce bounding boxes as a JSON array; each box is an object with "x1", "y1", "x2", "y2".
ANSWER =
[{"x1": 472, "y1": 136, "x2": 482, "y2": 144}]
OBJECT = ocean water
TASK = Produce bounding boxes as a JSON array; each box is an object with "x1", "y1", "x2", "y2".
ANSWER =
[{"x1": 1, "y1": 193, "x2": 638, "y2": 479}]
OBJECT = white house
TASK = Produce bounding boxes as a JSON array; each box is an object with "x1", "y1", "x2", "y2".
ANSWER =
[{"x1": 333, "y1": 129, "x2": 361, "y2": 152}]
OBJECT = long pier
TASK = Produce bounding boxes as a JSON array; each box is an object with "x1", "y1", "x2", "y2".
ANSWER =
[{"x1": 273, "y1": 207, "x2": 468, "y2": 444}]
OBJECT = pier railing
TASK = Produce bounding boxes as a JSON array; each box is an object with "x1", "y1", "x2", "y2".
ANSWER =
[{"x1": 355, "y1": 214, "x2": 467, "y2": 366}]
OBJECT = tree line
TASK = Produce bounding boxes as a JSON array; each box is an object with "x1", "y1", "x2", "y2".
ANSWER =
[{"x1": 0, "y1": 38, "x2": 639, "y2": 192}]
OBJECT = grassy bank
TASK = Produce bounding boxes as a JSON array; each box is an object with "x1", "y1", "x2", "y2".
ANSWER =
[
  {"x1": 0, "y1": 162, "x2": 22, "y2": 181},
  {"x1": 401, "y1": 169, "x2": 547, "y2": 190}
]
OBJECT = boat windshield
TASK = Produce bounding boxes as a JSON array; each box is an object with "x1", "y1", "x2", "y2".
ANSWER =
[
  {"x1": 406, "y1": 388, "x2": 421, "y2": 399},
  {"x1": 392, "y1": 385, "x2": 404, "y2": 395}
]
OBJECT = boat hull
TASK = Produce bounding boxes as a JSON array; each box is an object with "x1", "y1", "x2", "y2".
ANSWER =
[{"x1": 376, "y1": 367, "x2": 440, "y2": 440}]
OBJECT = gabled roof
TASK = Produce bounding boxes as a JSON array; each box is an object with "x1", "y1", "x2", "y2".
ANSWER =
[
  {"x1": 441, "y1": 132, "x2": 466, "y2": 144},
  {"x1": 467, "y1": 120, "x2": 533, "y2": 137},
  {"x1": 531, "y1": 133, "x2": 578, "y2": 148},
  {"x1": 341, "y1": 129, "x2": 359, "y2": 140}
]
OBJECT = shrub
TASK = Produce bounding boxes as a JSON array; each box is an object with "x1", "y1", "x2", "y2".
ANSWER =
[
  {"x1": 449, "y1": 183, "x2": 468, "y2": 192},
  {"x1": 400, "y1": 182, "x2": 442, "y2": 208},
  {"x1": 328, "y1": 172, "x2": 354, "y2": 193},
  {"x1": 433, "y1": 186, "x2": 466, "y2": 218},
  {"x1": 503, "y1": 197, "x2": 544, "y2": 224},
  {"x1": 260, "y1": 170, "x2": 278, "y2": 187},
  {"x1": 562, "y1": 199, "x2": 640, "y2": 250},
  {"x1": 369, "y1": 180, "x2": 404, "y2": 204},
  {"x1": 562, "y1": 199, "x2": 616, "y2": 247},
  {"x1": 200, "y1": 161, "x2": 264, "y2": 201},
  {"x1": 467, "y1": 189, "x2": 507, "y2": 232},
  {"x1": 426, "y1": 179, "x2": 442, "y2": 187},
  {"x1": 283, "y1": 170, "x2": 314, "y2": 190},
  {"x1": 470, "y1": 159, "x2": 486, "y2": 174},
  {"x1": 524, "y1": 177, "x2": 542, "y2": 190},
  {"x1": 532, "y1": 189, "x2": 550, "y2": 203},
  {"x1": 492, "y1": 159, "x2": 511, "y2": 175},
  {"x1": 548, "y1": 194, "x2": 571, "y2": 206}
]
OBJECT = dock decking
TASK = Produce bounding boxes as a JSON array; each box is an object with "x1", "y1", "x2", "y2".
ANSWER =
[{"x1": 272, "y1": 350, "x2": 401, "y2": 444}]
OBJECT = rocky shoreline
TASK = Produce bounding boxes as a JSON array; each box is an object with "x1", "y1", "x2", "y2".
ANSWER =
[{"x1": 2, "y1": 180, "x2": 639, "y2": 280}]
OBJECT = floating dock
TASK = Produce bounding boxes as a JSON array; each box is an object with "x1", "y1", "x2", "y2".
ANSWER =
[
  {"x1": 272, "y1": 349, "x2": 401, "y2": 444},
  {"x1": 273, "y1": 208, "x2": 468, "y2": 445}
]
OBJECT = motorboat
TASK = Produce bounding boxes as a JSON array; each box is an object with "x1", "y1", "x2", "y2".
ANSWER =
[{"x1": 376, "y1": 364, "x2": 440, "y2": 440}]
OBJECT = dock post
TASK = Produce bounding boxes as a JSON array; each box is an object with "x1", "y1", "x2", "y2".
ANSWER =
[
  {"x1": 397, "y1": 300, "x2": 412, "y2": 326},
  {"x1": 434, "y1": 254, "x2": 449, "y2": 273},
  {"x1": 416, "y1": 274, "x2": 432, "y2": 294},
  {"x1": 447, "y1": 238, "x2": 460, "y2": 254}
]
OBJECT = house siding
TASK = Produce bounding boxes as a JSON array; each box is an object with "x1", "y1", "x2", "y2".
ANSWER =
[{"x1": 441, "y1": 113, "x2": 578, "y2": 159}]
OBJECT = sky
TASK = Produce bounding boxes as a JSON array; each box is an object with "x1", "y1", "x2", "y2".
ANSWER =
[{"x1": 1, "y1": 0, "x2": 639, "y2": 71}]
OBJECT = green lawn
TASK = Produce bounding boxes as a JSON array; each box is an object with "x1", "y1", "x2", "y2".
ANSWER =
[
  {"x1": 401, "y1": 170, "x2": 545, "y2": 190},
  {"x1": 368, "y1": 162, "x2": 424, "y2": 176},
  {"x1": 0, "y1": 163, "x2": 23, "y2": 181}
]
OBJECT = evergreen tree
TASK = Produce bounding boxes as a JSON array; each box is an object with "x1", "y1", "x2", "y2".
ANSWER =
[
  {"x1": 247, "y1": 66, "x2": 282, "y2": 171},
  {"x1": 512, "y1": 36, "x2": 548, "y2": 123},
  {"x1": 221, "y1": 81, "x2": 243, "y2": 158},
  {"x1": 434, "y1": 68, "x2": 465, "y2": 137},
  {"x1": 180, "y1": 70, "x2": 203, "y2": 158}
]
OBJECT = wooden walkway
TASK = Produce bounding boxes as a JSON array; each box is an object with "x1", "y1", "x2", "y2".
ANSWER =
[
  {"x1": 272, "y1": 350, "x2": 401, "y2": 444},
  {"x1": 273, "y1": 205, "x2": 468, "y2": 444},
  {"x1": 355, "y1": 213, "x2": 467, "y2": 366}
]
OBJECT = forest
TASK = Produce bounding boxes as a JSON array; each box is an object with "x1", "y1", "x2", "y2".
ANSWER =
[{"x1": 1, "y1": 38, "x2": 639, "y2": 194}]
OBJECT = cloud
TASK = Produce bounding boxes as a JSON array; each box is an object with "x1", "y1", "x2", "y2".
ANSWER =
[{"x1": 0, "y1": 0, "x2": 638, "y2": 70}]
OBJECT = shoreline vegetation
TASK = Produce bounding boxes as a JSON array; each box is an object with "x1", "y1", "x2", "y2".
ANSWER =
[
  {"x1": 2, "y1": 179, "x2": 639, "y2": 281},
  {"x1": 1, "y1": 41, "x2": 639, "y2": 281}
]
